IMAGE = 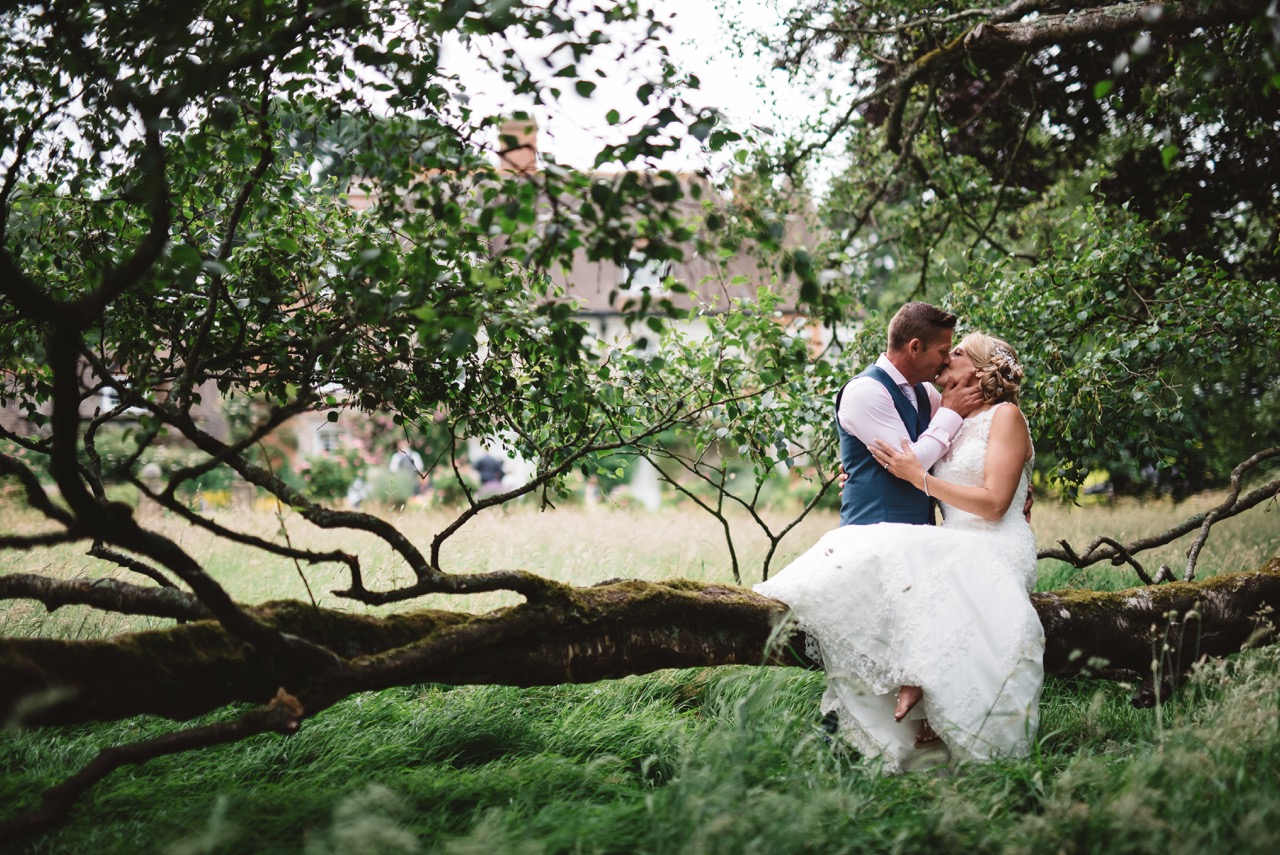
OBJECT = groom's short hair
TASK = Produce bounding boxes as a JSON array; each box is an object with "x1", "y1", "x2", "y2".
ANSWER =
[{"x1": 887, "y1": 302, "x2": 957, "y2": 351}]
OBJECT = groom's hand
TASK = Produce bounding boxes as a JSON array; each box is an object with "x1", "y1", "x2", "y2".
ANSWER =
[{"x1": 940, "y1": 380, "x2": 983, "y2": 417}]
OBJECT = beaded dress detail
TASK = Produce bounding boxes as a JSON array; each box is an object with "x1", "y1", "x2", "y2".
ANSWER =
[{"x1": 754, "y1": 405, "x2": 1044, "y2": 771}]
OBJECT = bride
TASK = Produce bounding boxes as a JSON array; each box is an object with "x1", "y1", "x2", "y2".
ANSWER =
[{"x1": 754, "y1": 332, "x2": 1044, "y2": 772}]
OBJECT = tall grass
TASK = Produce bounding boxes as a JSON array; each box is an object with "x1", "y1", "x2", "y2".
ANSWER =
[
  {"x1": 4, "y1": 654, "x2": 1279, "y2": 854},
  {"x1": 2, "y1": 490, "x2": 1279, "y2": 853}
]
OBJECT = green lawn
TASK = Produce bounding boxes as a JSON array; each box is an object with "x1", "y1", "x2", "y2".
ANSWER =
[
  {"x1": 2, "y1": 491, "x2": 1279, "y2": 853},
  {"x1": 4, "y1": 657, "x2": 1279, "y2": 854}
]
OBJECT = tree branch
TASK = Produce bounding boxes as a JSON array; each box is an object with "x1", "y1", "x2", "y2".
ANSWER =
[
  {"x1": 7, "y1": 561, "x2": 1280, "y2": 730},
  {"x1": 0, "y1": 694, "x2": 304, "y2": 843},
  {"x1": 129, "y1": 476, "x2": 362, "y2": 580},
  {"x1": 1184, "y1": 447, "x2": 1280, "y2": 580},
  {"x1": 0, "y1": 573, "x2": 207, "y2": 621},
  {"x1": 1041, "y1": 462, "x2": 1280, "y2": 573},
  {"x1": 87, "y1": 542, "x2": 180, "y2": 590},
  {"x1": 961, "y1": 0, "x2": 1271, "y2": 59}
]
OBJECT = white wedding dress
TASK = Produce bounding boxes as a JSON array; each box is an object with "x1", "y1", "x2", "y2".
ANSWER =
[{"x1": 754, "y1": 404, "x2": 1044, "y2": 772}]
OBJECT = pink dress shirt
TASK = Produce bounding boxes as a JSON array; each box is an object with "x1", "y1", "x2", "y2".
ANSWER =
[{"x1": 836, "y1": 354, "x2": 963, "y2": 471}]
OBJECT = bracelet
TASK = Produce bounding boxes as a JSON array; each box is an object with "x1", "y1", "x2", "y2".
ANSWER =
[{"x1": 922, "y1": 473, "x2": 930, "y2": 497}]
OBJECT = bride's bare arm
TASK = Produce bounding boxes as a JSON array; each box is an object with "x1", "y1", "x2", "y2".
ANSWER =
[{"x1": 870, "y1": 406, "x2": 1031, "y2": 521}]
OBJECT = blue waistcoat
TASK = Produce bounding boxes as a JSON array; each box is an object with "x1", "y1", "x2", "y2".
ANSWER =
[{"x1": 837, "y1": 365, "x2": 934, "y2": 526}]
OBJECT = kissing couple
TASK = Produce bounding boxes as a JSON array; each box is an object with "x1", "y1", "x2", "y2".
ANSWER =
[{"x1": 755, "y1": 302, "x2": 1045, "y2": 773}]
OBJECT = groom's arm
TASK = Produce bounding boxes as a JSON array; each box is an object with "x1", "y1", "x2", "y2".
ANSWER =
[{"x1": 837, "y1": 380, "x2": 963, "y2": 472}]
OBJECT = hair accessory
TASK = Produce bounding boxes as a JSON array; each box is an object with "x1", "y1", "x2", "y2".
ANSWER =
[{"x1": 992, "y1": 346, "x2": 1023, "y2": 377}]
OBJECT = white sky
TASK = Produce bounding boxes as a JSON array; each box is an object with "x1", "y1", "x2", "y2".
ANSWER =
[{"x1": 438, "y1": 0, "x2": 833, "y2": 175}]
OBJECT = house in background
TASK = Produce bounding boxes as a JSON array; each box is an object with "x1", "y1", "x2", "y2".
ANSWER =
[
  {"x1": 0, "y1": 396, "x2": 34, "y2": 439},
  {"x1": 341, "y1": 117, "x2": 827, "y2": 350},
  {"x1": 495, "y1": 118, "x2": 827, "y2": 351},
  {"x1": 0, "y1": 121, "x2": 824, "y2": 509},
  {"x1": 0, "y1": 372, "x2": 229, "y2": 445},
  {"x1": 295, "y1": 118, "x2": 830, "y2": 507}
]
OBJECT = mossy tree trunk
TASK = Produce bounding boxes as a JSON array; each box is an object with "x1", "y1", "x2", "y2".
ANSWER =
[{"x1": 6, "y1": 560, "x2": 1279, "y2": 730}]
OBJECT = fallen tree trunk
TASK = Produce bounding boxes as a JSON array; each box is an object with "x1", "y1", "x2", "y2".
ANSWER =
[
  {"x1": 5, "y1": 559, "x2": 1279, "y2": 728},
  {"x1": 1035, "y1": 557, "x2": 1280, "y2": 704}
]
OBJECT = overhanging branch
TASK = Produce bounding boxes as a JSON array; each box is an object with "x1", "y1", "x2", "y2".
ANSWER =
[{"x1": 960, "y1": 0, "x2": 1271, "y2": 58}]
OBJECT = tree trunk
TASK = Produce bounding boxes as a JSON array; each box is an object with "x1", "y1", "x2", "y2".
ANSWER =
[
  {"x1": 4, "y1": 560, "x2": 1278, "y2": 728},
  {"x1": 958, "y1": 0, "x2": 1271, "y2": 61}
]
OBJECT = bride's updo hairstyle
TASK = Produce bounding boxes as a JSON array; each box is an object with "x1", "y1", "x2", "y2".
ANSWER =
[{"x1": 960, "y1": 332, "x2": 1024, "y2": 405}]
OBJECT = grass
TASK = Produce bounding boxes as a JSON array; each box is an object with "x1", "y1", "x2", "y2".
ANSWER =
[
  {"x1": 2, "y1": 489, "x2": 1280, "y2": 853},
  {"x1": 4, "y1": 658, "x2": 1280, "y2": 854}
]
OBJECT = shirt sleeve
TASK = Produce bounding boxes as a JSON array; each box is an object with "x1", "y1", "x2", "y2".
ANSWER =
[{"x1": 837, "y1": 378, "x2": 963, "y2": 471}]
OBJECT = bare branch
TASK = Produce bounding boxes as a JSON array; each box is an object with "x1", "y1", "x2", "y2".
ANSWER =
[
  {"x1": 1041, "y1": 455, "x2": 1280, "y2": 577},
  {"x1": 169, "y1": 415, "x2": 438, "y2": 590},
  {"x1": 1093, "y1": 535, "x2": 1155, "y2": 585},
  {"x1": 961, "y1": 0, "x2": 1271, "y2": 59},
  {"x1": 159, "y1": 399, "x2": 315, "y2": 500},
  {"x1": 797, "y1": 0, "x2": 1060, "y2": 39},
  {"x1": 645, "y1": 452, "x2": 742, "y2": 582},
  {"x1": 87, "y1": 542, "x2": 179, "y2": 590},
  {"x1": 1184, "y1": 447, "x2": 1280, "y2": 580},
  {"x1": 0, "y1": 694, "x2": 304, "y2": 843},
  {"x1": 0, "y1": 573, "x2": 207, "y2": 620}
]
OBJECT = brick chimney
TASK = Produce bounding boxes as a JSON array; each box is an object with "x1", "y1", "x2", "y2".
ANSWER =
[{"x1": 498, "y1": 116, "x2": 538, "y2": 174}]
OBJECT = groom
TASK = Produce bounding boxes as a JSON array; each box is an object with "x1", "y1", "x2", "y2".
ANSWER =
[
  {"x1": 824, "y1": 302, "x2": 983, "y2": 745},
  {"x1": 837, "y1": 302, "x2": 982, "y2": 526}
]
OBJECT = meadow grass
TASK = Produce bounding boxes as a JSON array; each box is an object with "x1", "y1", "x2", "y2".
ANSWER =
[
  {"x1": 4, "y1": 657, "x2": 1279, "y2": 854},
  {"x1": 2, "y1": 489, "x2": 1279, "y2": 853}
]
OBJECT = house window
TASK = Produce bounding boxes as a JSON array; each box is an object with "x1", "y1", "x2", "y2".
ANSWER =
[
  {"x1": 315, "y1": 423, "x2": 345, "y2": 455},
  {"x1": 100, "y1": 386, "x2": 121, "y2": 413},
  {"x1": 620, "y1": 251, "x2": 670, "y2": 295},
  {"x1": 99, "y1": 385, "x2": 146, "y2": 416}
]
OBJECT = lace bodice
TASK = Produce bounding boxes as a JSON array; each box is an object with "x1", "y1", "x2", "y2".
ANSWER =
[
  {"x1": 930, "y1": 404, "x2": 1036, "y2": 594},
  {"x1": 931, "y1": 404, "x2": 1033, "y2": 535}
]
